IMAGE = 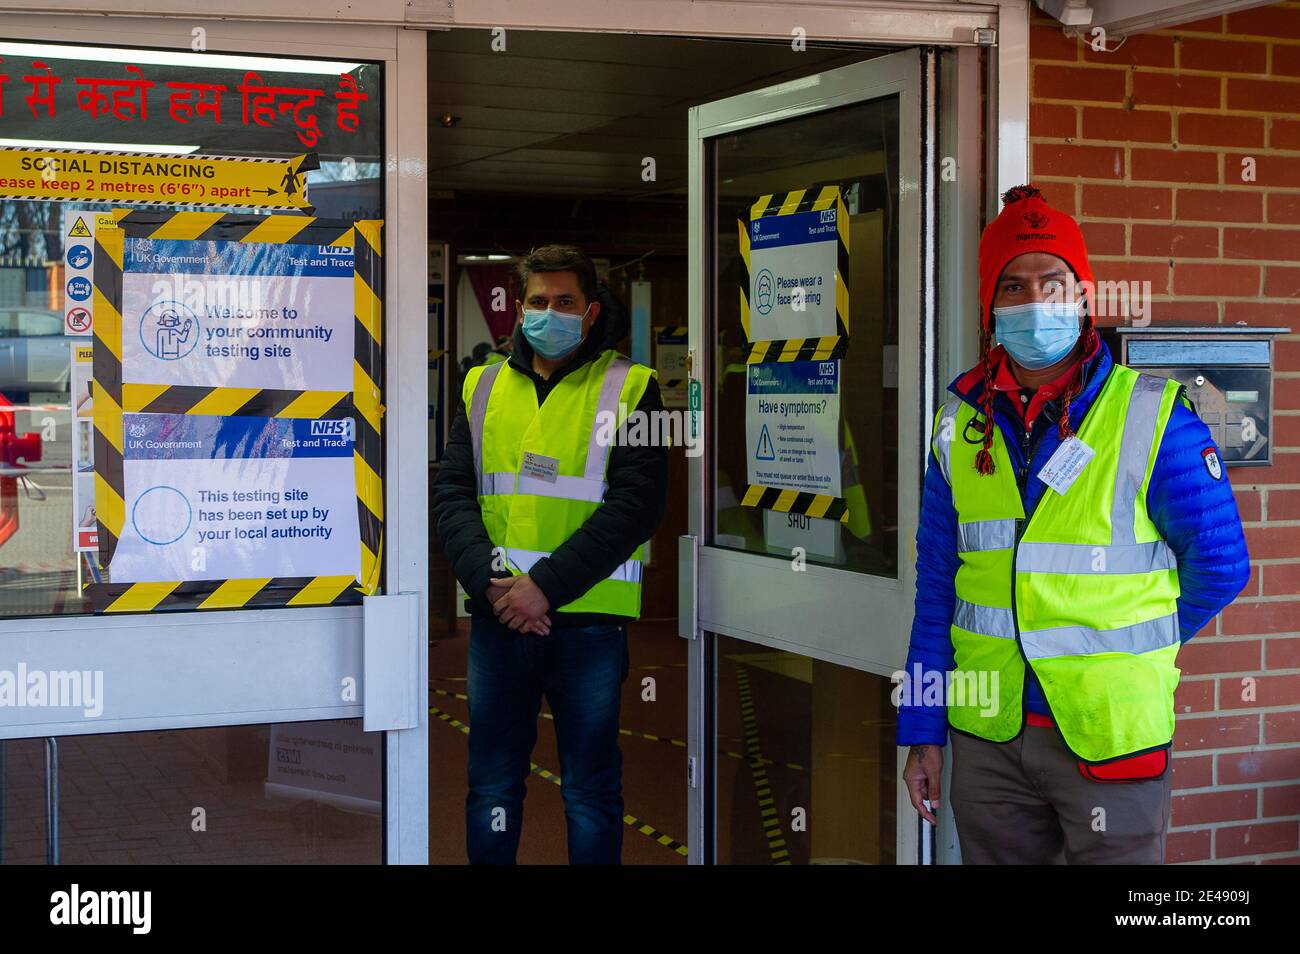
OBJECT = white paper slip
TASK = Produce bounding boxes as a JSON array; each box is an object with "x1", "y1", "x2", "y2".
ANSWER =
[{"x1": 1036, "y1": 436, "x2": 1095, "y2": 495}]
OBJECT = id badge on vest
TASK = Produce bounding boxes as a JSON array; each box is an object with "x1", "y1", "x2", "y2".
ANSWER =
[
  {"x1": 521, "y1": 451, "x2": 560, "y2": 484},
  {"x1": 1036, "y1": 436, "x2": 1095, "y2": 495}
]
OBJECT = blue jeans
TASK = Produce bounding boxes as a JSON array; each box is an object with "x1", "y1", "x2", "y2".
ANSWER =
[{"x1": 465, "y1": 614, "x2": 629, "y2": 864}]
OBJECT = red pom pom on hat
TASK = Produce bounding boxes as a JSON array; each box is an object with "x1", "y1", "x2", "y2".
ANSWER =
[{"x1": 978, "y1": 184, "x2": 1095, "y2": 331}]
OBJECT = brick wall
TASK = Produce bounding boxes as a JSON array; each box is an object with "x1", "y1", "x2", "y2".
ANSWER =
[{"x1": 1029, "y1": 2, "x2": 1300, "y2": 864}]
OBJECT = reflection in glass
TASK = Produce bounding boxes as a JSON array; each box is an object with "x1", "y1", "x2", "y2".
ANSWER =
[
  {"x1": 715, "y1": 635, "x2": 897, "y2": 864},
  {"x1": 712, "y1": 96, "x2": 900, "y2": 578},
  {"x1": 0, "y1": 719, "x2": 382, "y2": 864}
]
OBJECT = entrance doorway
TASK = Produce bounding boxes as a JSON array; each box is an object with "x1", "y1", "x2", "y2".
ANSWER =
[{"x1": 426, "y1": 27, "x2": 946, "y2": 868}]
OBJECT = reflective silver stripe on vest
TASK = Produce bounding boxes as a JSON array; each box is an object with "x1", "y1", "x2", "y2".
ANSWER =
[
  {"x1": 505, "y1": 546, "x2": 643, "y2": 584},
  {"x1": 469, "y1": 361, "x2": 505, "y2": 496},
  {"x1": 480, "y1": 471, "x2": 609, "y2": 503},
  {"x1": 585, "y1": 355, "x2": 634, "y2": 482},
  {"x1": 933, "y1": 395, "x2": 962, "y2": 485},
  {"x1": 1020, "y1": 613, "x2": 1178, "y2": 660},
  {"x1": 1111, "y1": 372, "x2": 1168, "y2": 546},
  {"x1": 958, "y1": 518, "x2": 1017, "y2": 553},
  {"x1": 953, "y1": 598, "x2": 1015, "y2": 639},
  {"x1": 1016, "y1": 539, "x2": 1176, "y2": 574}
]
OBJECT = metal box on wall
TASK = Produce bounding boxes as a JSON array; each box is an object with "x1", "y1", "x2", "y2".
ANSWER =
[{"x1": 1112, "y1": 326, "x2": 1289, "y2": 467}]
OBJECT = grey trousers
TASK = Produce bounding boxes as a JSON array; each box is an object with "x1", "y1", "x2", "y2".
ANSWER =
[{"x1": 949, "y1": 725, "x2": 1173, "y2": 864}]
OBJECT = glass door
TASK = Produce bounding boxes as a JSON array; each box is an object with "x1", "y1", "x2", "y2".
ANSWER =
[
  {"x1": 684, "y1": 49, "x2": 930, "y2": 864},
  {"x1": 0, "y1": 15, "x2": 428, "y2": 864}
]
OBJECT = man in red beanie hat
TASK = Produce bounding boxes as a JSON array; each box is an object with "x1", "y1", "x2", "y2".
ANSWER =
[{"x1": 896, "y1": 184, "x2": 1250, "y2": 863}]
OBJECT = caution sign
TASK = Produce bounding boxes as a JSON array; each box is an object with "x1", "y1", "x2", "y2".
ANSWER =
[
  {"x1": 88, "y1": 210, "x2": 384, "y2": 613},
  {"x1": 62, "y1": 208, "x2": 130, "y2": 337},
  {"x1": 0, "y1": 147, "x2": 318, "y2": 211},
  {"x1": 739, "y1": 184, "x2": 849, "y2": 363}
]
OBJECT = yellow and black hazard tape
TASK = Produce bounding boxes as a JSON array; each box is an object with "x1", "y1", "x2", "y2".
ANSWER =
[
  {"x1": 734, "y1": 665, "x2": 791, "y2": 865},
  {"x1": 429, "y1": 704, "x2": 689, "y2": 858},
  {"x1": 738, "y1": 184, "x2": 849, "y2": 364},
  {"x1": 741, "y1": 484, "x2": 849, "y2": 523},
  {"x1": 88, "y1": 209, "x2": 384, "y2": 613},
  {"x1": 655, "y1": 325, "x2": 688, "y2": 338}
]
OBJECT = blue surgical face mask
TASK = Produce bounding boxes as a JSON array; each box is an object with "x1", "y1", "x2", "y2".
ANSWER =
[
  {"x1": 522, "y1": 304, "x2": 588, "y2": 359},
  {"x1": 992, "y1": 299, "x2": 1082, "y2": 370}
]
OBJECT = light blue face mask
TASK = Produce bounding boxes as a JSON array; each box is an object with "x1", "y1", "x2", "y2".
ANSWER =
[
  {"x1": 522, "y1": 304, "x2": 588, "y2": 359},
  {"x1": 992, "y1": 299, "x2": 1082, "y2": 370}
]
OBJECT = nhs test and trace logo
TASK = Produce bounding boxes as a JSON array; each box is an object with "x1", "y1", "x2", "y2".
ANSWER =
[{"x1": 310, "y1": 418, "x2": 354, "y2": 440}]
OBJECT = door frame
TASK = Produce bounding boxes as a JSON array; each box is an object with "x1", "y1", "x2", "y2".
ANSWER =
[
  {"x1": 0, "y1": 14, "x2": 429, "y2": 864},
  {"x1": 683, "y1": 44, "x2": 986, "y2": 865}
]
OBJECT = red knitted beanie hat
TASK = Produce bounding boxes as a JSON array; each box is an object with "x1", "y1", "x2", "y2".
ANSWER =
[{"x1": 978, "y1": 184, "x2": 1096, "y2": 330}]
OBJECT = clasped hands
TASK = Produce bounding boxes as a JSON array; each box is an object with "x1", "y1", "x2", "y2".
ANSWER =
[{"x1": 486, "y1": 574, "x2": 552, "y2": 635}]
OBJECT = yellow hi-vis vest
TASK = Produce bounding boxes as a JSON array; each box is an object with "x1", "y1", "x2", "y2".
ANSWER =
[
  {"x1": 931, "y1": 364, "x2": 1184, "y2": 763},
  {"x1": 463, "y1": 349, "x2": 654, "y2": 617}
]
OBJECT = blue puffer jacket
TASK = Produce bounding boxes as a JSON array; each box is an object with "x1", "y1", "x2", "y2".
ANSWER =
[{"x1": 896, "y1": 342, "x2": 1251, "y2": 746}]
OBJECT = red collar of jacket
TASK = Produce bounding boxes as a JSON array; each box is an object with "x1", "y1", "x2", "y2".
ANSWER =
[{"x1": 955, "y1": 336, "x2": 1101, "y2": 426}]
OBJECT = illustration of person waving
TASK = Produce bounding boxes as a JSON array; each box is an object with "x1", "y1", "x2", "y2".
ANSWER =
[{"x1": 155, "y1": 309, "x2": 193, "y2": 359}]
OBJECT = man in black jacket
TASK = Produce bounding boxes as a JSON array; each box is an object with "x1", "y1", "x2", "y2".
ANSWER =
[{"x1": 432, "y1": 245, "x2": 667, "y2": 864}]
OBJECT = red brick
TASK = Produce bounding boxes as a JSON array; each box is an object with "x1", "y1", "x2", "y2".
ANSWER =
[
  {"x1": 1236, "y1": 488, "x2": 1262, "y2": 522},
  {"x1": 1227, "y1": 78, "x2": 1300, "y2": 113},
  {"x1": 1172, "y1": 788, "x2": 1257, "y2": 826},
  {"x1": 1145, "y1": 299, "x2": 1220, "y2": 324},
  {"x1": 1227, "y1": 7, "x2": 1300, "y2": 40},
  {"x1": 1176, "y1": 713, "x2": 1261, "y2": 750},
  {"x1": 1131, "y1": 146, "x2": 1220, "y2": 183},
  {"x1": 1166, "y1": 828, "x2": 1212, "y2": 863},
  {"x1": 1275, "y1": 44, "x2": 1300, "y2": 79},
  {"x1": 1035, "y1": 65, "x2": 1126, "y2": 102},
  {"x1": 1182, "y1": 37, "x2": 1268, "y2": 74},
  {"x1": 1273, "y1": 118, "x2": 1300, "y2": 151},
  {"x1": 1276, "y1": 414, "x2": 1300, "y2": 446},
  {"x1": 1225, "y1": 226, "x2": 1300, "y2": 261},
  {"x1": 1178, "y1": 112, "x2": 1265, "y2": 148},
  {"x1": 1079, "y1": 220, "x2": 1125, "y2": 255},
  {"x1": 1175, "y1": 677, "x2": 1216, "y2": 713},
  {"x1": 1173, "y1": 16, "x2": 1226, "y2": 35},
  {"x1": 1176, "y1": 188, "x2": 1263, "y2": 222},
  {"x1": 1265, "y1": 710, "x2": 1300, "y2": 744},
  {"x1": 1171, "y1": 262, "x2": 1260, "y2": 296},
  {"x1": 1265, "y1": 266, "x2": 1300, "y2": 297},
  {"x1": 1132, "y1": 223, "x2": 1218, "y2": 257},
  {"x1": 1179, "y1": 638, "x2": 1262, "y2": 676},
  {"x1": 1083, "y1": 34, "x2": 1176, "y2": 68},
  {"x1": 1263, "y1": 561, "x2": 1300, "y2": 597},
  {"x1": 1229, "y1": 152, "x2": 1300, "y2": 188},
  {"x1": 1220, "y1": 598, "x2": 1300, "y2": 635},
  {"x1": 1032, "y1": 142, "x2": 1124, "y2": 179},
  {"x1": 1245, "y1": 563, "x2": 1262, "y2": 597},
  {"x1": 1219, "y1": 747, "x2": 1300, "y2": 784},
  {"x1": 1171, "y1": 752, "x2": 1215, "y2": 788},
  {"x1": 1030, "y1": 23, "x2": 1082, "y2": 62},
  {"x1": 1266, "y1": 636, "x2": 1300, "y2": 669},
  {"x1": 1268, "y1": 193, "x2": 1300, "y2": 225},
  {"x1": 1278, "y1": 338, "x2": 1300, "y2": 370},
  {"x1": 1268, "y1": 488, "x2": 1300, "y2": 520},
  {"x1": 1262, "y1": 783, "x2": 1300, "y2": 816},
  {"x1": 1081, "y1": 106, "x2": 1171, "y2": 143},
  {"x1": 1030, "y1": 102, "x2": 1077, "y2": 138},
  {"x1": 1216, "y1": 820, "x2": 1299, "y2": 858},
  {"x1": 1093, "y1": 259, "x2": 1171, "y2": 295},
  {"x1": 1082, "y1": 183, "x2": 1172, "y2": 218},
  {"x1": 1220, "y1": 672, "x2": 1300, "y2": 708},
  {"x1": 1275, "y1": 378, "x2": 1300, "y2": 411},
  {"x1": 1223, "y1": 300, "x2": 1300, "y2": 325},
  {"x1": 1134, "y1": 71, "x2": 1221, "y2": 108}
]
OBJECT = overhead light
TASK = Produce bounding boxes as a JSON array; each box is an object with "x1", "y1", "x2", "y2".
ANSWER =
[
  {"x1": 439, "y1": 113, "x2": 461, "y2": 128},
  {"x1": 0, "y1": 41, "x2": 360, "y2": 75},
  {"x1": 0, "y1": 138, "x2": 200, "y2": 154}
]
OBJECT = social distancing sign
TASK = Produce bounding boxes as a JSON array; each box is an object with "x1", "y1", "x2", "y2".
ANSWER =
[
  {"x1": 0, "y1": 147, "x2": 317, "y2": 211},
  {"x1": 89, "y1": 209, "x2": 385, "y2": 613}
]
